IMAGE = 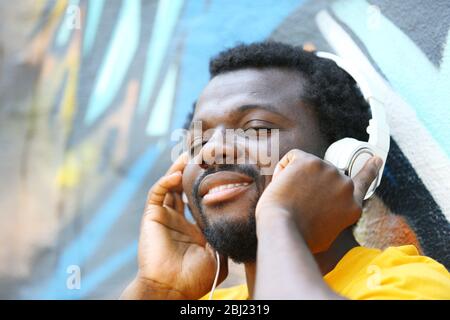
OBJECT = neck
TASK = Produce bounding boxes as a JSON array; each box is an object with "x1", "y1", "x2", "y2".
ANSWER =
[{"x1": 243, "y1": 227, "x2": 359, "y2": 298}]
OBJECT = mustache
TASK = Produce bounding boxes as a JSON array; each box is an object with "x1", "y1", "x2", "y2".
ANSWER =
[{"x1": 192, "y1": 164, "x2": 261, "y2": 201}]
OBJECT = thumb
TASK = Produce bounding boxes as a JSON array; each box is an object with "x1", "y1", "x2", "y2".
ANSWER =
[{"x1": 352, "y1": 156, "x2": 383, "y2": 205}]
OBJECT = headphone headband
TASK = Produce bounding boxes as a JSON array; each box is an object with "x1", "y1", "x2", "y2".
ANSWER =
[
  {"x1": 315, "y1": 51, "x2": 390, "y2": 155},
  {"x1": 315, "y1": 51, "x2": 390, "y2": 199}
]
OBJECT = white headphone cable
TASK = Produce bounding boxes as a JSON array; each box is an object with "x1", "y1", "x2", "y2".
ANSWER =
[{"x1": 208, "y1": 251, "x2": 220, "y2": 300}]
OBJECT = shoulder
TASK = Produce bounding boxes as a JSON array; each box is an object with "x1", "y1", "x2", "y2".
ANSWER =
[{"x1": 338, "y1": 245, "x2": 450, "y2": 299}]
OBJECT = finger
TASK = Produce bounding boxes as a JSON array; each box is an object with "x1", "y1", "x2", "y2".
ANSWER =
[
  {"x1": 144, "y1": 205, "x2": 202, "y2": 242},
  {"x1": 163, "y1": 192, "x2": 175, "y2": 208},
  {"x1": 272, "y1": 162, "x2": 283, "y2": 179},
  {"x1": 147, "y1": 171, "x2": 182, "y2": 206},
  {"x1": 273, "y1": 149, "x2": 307, "y2": 179},
  {"x1": 164, "y1": 152, "x2": 189, "y2": 194},
  {"x1": 166, "y1": 152, "x2": 189, "y2": 176},
  {"x1": 353, "y1": 156, "x2": 383, "y2": 204},
  {"x1": 163, "y1": 192, "x2": 185, "y2": 215},
  {"x1": 172, "y1": 192, "x2": 185, "y2": 215},
  {"x1": 273, "y1": 151, "x2": 293, "y2": 178}
]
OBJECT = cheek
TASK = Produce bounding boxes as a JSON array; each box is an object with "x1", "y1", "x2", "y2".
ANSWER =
[
  {"x1": 277, "y1": 130, "x2": 313, "y2": 158},
  {"x1": 247, "y1": 132, "x2": 293, "y2": 172},
  {"x1": 246, "y1": 137, "x2": 278, "y2": 167}
]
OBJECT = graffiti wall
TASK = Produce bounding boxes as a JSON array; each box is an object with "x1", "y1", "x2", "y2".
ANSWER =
[{"x1": 0, "y1": 0, "x2": 448, "y2": 299}]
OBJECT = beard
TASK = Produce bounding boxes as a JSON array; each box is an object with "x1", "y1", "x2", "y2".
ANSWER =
[
  {"x1": 192, "y1": 164, "x2": 263, "y2": 263},
  {"x1": 202, "y1": 195, "x2": 258, "y2": 263}
]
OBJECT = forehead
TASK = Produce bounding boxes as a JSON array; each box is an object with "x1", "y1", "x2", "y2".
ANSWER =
[{"x1": 194, "y1": 68, "x2": 308, "y2": 122}]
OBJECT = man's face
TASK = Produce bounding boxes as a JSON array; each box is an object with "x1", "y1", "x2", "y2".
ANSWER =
[{"x1": 182, "y1": 68, "x2": 326, "y2": 263}]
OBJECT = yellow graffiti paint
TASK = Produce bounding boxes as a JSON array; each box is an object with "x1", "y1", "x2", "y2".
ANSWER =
[
  {"x1": 56, "y1": 143, "x2": 99, "y2": 188},
  {"x1": 59, "y1": 33, "x2": 81, "y2": 136},
  {"x1": 56, "y1": 153, "x2": 80, "y2": 188}
]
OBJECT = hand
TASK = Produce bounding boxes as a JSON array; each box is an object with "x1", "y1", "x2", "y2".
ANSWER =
[
  {"x1": 255, "y1": 149, "x2": 382, "y2": 253},
  {"x1": 121, "y1": 153, "x2": 228, "y2": 300}
]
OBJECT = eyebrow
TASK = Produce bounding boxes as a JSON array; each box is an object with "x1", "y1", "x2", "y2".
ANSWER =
[
  {"x1": 235, "y1": 103, "x2": 287, "y2": 118},
  {"x1": 189, "y1": 103, "x2": 288, "y2": 130}
]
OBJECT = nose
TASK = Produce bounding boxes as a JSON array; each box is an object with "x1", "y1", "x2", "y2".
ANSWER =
[{"x1": 199, "y1": 129, "x2": 245, "y2": 168}]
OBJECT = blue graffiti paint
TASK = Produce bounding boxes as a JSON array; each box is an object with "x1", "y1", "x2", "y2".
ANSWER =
[
  {"x1": 146, "y1": 64, "x2": 178, "y2": 136},
  {"x1": 83, "y1": 0, "x2": 106, "y2": 56},
  {"x1": 170, "y1": 0, "x2": 305, "y2": 132},
  {"x1": 137, "y1": 0, "x2": 184, "y2": 115},
  {"x1": 40, "y1": 242, "x2": 138, "y2": 300},
  {"x1": 79, "y1": 241, "x2": 138, "y2": 299},
  {"x1": 382, "y1": 164, "x2": 397, "y2": 187},
  {"x1": 84, "y1": 0, "x2": 141, "y2": 125},
  {"x1": 332, "y1": 0, "x2": 450, "y2": 157},
  {"x1": 30, "y1": 145, "x2": 160, "y2": 299}
]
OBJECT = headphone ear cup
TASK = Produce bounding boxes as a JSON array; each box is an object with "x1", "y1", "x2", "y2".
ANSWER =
[
  {"x1": 325, "y1": 138, "x2": 378, "y2": 199},
  {"x1": 324, "y1": 138, "x2": 364, "y2": 173}
]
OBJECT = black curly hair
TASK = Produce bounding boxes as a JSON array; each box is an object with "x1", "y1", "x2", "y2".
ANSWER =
[{"x1": 184, "y1": 41, "x2": 371, "y2": 146}]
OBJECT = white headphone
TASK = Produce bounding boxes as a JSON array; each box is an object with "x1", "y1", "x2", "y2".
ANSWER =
[{"x1": 316, "y1": 51, "x2": 390, "y2": 199}]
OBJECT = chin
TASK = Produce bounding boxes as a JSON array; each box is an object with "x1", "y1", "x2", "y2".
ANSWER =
[{"x1": 199, "y1": 200, "x2": 259, "y2": 264}]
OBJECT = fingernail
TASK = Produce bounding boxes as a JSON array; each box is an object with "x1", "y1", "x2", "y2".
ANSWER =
[{"x1": 374, "y1": 157, "x2": 383, "y2": 169}]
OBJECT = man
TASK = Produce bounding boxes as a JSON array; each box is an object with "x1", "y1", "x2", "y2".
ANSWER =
[{"x1": 121, "y1": 42, "x2": 450, "y2": 299}]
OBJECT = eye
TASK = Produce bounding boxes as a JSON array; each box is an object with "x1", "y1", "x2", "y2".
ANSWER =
[
  {"x1": 246, "y1": 127, "x2": 272, "y2": 131},
  {"x1": 242, "y1": 127, "x2": 274, "y2": 138},
  {"x1": 242, "y1": 120, "x2": 276, "y2": 135}
]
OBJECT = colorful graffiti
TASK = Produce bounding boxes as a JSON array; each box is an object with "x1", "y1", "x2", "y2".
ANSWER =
[{"x1": 0, "y1": 0, "x2": 448, "y2": 299}]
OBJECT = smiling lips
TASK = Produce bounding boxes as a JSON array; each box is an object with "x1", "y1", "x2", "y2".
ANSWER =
[
  {"x1": 207, "y1": 182, "x2": 250, "y2": 194},
  {"x1": 199, "y1": 171, "x2": 253, "y2": 206}
]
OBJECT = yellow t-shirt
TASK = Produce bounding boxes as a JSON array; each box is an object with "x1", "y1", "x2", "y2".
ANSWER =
[{"x1": 201, "y1": 245, "x2": 450, "y2": 300}]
